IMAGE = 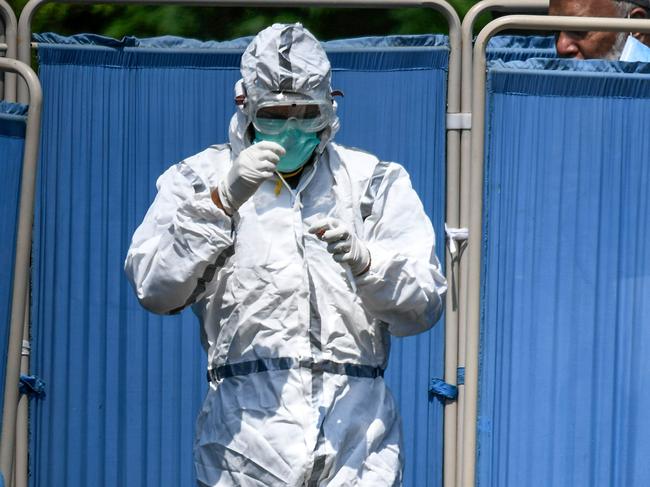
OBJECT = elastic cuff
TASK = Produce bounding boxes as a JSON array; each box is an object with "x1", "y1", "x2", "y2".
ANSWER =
[
  {"x1": 353, "y1": 252, "x2": 371, "y2": 277},
  {"x1": 216, "y1": 180, "x2": 236, "y2": 216},
  {"x1": 354, "y1": 243, "x2": 389, "y2": 287}
]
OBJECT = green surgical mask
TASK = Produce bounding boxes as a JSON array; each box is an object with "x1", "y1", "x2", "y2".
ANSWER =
[{"x1": 254, "y1": 123, "x2": 320, "y2": 173}]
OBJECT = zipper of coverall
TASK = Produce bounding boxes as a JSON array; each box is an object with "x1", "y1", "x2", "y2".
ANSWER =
[{"x1": 280, "y1": 159, "x2": 332, "y2": 484}]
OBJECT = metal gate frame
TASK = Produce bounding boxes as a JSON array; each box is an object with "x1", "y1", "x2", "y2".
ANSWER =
[
  {"x1": 2, "y1": 2, "x2": 461, "y2": 487},
  {"x1": 464, "y1": 13, "x2": 650, "y2": 487}
]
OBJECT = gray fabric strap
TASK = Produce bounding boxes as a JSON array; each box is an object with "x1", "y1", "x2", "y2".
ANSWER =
[
  {"x1": 207, "y1": 357, "x2": 384, "y2": 382},
  {"x1": 177, "y1": 160, "x2": 207, "y2": 193},
  {"x1": 168, "y1": 246, "x2": 234, "y2": 315},
  {"x1": 359, "y1": 160, "x2": 389, "y2": 221},
  {"x1": 279, "y1": 25, "x2": 294, "y2": 91}
]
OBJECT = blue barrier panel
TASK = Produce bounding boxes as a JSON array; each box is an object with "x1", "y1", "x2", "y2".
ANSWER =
[
  {"x1": 0, "y1": 101, "x2": 27, "y2": 434},
  {"x1": 32, "y1": 34, "x2": 448, "y2": 487},
  {"x1": 486, "y1": 35, "x2": 556, "y2": 61},
  {"x1": 479, "y1": 58, "x2": 650, "y2": 486}
]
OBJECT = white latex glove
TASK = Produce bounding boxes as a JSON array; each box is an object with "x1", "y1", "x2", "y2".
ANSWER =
[
  {"x1": 217, "y1": 141, "x2": 285, "y2": 214},
  {"x1": 309, "y1": 217, "x2": 371, "y2": 276}
]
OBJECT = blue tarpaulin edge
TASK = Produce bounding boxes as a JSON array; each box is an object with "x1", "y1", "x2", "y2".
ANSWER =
[
  {"x1": 34, "y1": 32, "x2": 449, "y2": 71},
  {"x1": 34, "y1": 32, "x2": 448, "y2": 49},
  {"x1": 0, "y1": 101, "x2": 28, "y2": 116},
  {"x1": 484, "y1": 36, "x2": 557, "y2": 62},
  {"x1": 487, "y1": 35, "x2": 556, "y2": 50},
  {"x1": 0, "y1": 101, "x2": 27, "y2": 138},
  {"x1": 488, "y1": 57, "x2": 650, "y2": 98}
]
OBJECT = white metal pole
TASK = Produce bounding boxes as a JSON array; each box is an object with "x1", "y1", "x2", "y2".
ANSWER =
[
  {"x1": 0, "y1": 0, "x2": 18, "y2": 101},
  {"x1": 0, "y1": 58, "x2": 42, "y2": 487},
  {"x1": 14, "y1": 298, "x2": 31, "y2": 487},
  {"x1": 442, "y1": 3, "x2": 461, "y2": 482}
]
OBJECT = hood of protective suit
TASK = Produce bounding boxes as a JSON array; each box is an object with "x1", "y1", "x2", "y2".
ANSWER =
[{"x1": 229, "y1": 23, "x2": 340, "y2": 157}]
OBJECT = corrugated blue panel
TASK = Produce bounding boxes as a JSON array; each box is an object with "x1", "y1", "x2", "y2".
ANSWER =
[
  {"x1": 479, "y1": 59, "x2": 650, "y2": 486},
  {"x1": 32, "y1": 36, "x2": 447, "y2": 487},
  {"x1": 0, "y1": 104, "x2": 26, "y2": 432}
]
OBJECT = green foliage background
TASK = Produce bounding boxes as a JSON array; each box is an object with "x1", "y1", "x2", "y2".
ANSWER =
[{"x1": 6, "y1": 1, "x2": 489, "y2": 41}]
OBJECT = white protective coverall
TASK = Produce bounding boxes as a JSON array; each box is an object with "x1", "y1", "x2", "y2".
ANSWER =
[{"x1": 125, "y1": 23, "x2": 447, "y2": 487}]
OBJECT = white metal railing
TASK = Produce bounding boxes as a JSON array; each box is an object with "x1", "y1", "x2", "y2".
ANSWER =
[
  {"x1": 4, "y1": 3, "x2": 461, "y2": 487},
  {"x1": 0, "y1": 57, "x2": 42, "y2": 487},
  {"x1": 0, "y1": 0, "x2": 18, "y2": 101}
]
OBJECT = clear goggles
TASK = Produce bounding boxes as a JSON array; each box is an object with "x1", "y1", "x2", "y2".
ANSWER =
[{"x1": 251, "y1": 95, "x2": 334, "y2": 135}]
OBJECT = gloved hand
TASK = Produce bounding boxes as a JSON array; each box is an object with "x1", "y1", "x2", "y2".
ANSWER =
[
  {"x1": 217, "y1": 141, "x2": 286, "y2": 214},
  {"x1": 309, "y1": 217, "x2": 371, "y2": 276}
]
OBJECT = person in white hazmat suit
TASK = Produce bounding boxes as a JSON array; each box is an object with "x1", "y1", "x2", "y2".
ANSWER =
[{"x1": 125, "y1": 23, "x2": 447, "y2": 487}]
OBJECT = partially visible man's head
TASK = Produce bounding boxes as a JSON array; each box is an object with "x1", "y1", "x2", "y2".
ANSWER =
[{"x1": 549, "y1": 0, "x2": 650, "y2": 59}]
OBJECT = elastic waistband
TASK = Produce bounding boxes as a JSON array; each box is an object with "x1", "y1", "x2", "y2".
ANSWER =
[{"x1": 207, "y1": 357, "x2": 384, "y2": 383}]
